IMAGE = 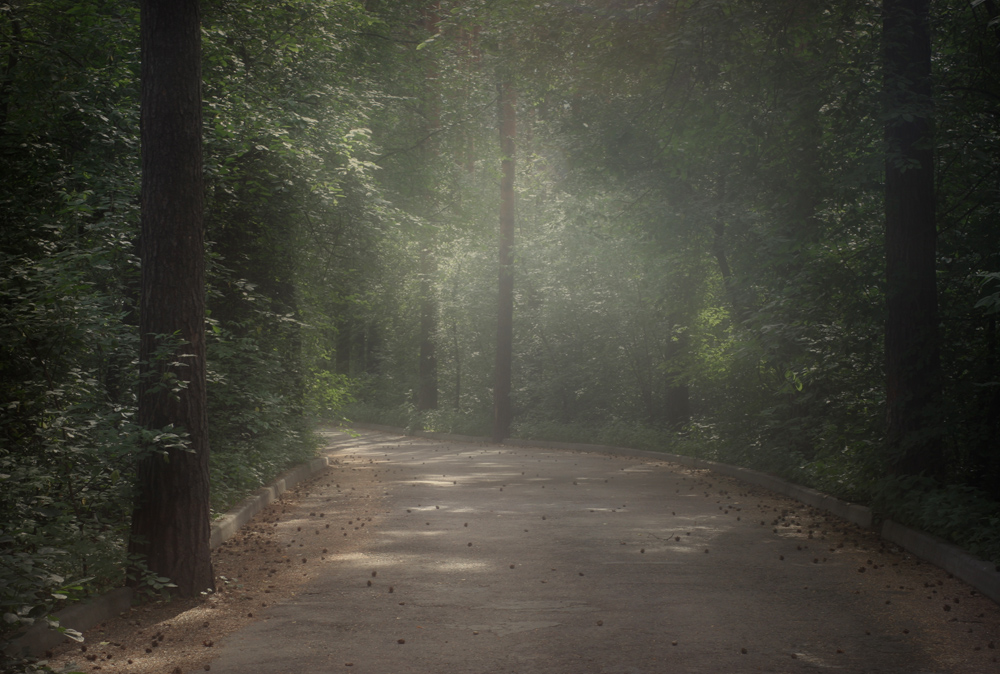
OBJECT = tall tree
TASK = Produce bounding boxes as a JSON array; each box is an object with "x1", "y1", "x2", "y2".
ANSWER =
[
  {"x1": 492, "y1": 76, "x2": 516, "y2": 442},
  {"x1": 882, "y1": 0, "x2": 943, "y2": 477},
  {"x1": 417, "y1": 247, "x2": 440, "y2": 411},
  {"x1": 416, "y1": 1, "x2": 441, "y2": 413},
  {"x1": 128, "y1": 0, "x2": 214, "y2": 597}
]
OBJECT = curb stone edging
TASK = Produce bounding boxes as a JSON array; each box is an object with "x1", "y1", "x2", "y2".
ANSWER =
[
  {"x1": 881, "y1": 519, "x2": 1000, "y2": 604},
  {"x1": 209, "y1": 457, "x2": 330, "y2": 549},
  {"x1": 4, "y1": 456, "x2": 332, "y2": 659},
  {"x1": 359, "y1": 423, "x2": 999, "y2": 606}
]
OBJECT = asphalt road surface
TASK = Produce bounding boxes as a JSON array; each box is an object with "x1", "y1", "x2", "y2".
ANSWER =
[{"x1": 206, "y1": 429, "x2": 1000, "y2": 674}]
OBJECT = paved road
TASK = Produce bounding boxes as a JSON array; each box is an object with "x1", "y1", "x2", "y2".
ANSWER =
[{"x1": 208, "y1": 430, "x2": 999, "y2": 674}]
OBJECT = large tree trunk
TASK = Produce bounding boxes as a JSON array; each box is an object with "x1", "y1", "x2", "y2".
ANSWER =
[
  {"x1": 707, "y1": 175, "x2": 750, "y2": 326},
  {"x1": 492, "y1": 78, "x2": 516, "y2": 442},
  {"x1": 128, "y1": 0, "x2": 214, "y2": 597},
  {"x1": 883, "y1": 0, "x2": 943, "y2": 477}
]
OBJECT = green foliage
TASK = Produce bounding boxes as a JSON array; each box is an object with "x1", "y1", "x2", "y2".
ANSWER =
[
  {"x1": 196, "y1": 0, "x2": 393, "y2": 513},
  {"x1": 124, "y1": 556, "x2": 178, "y2": 603},
  {"x1": 4, "y1": 0, "x2": 1000, "y2": 645},
  {"x1": 0, "y1": 237, "x2": 140, "y2": 645},
  {"x1": 346, "y1": 0, "x2": 1000, "y2": 568},
  {"x1": 340, "y1": 402, "x2": 418, "y2": 433},
  {"x1": 305, "y1": 369, "x2": 357, "y2": 421},
  {"x1": 418, "y1": 407, "x2": 493, "y2": 438},
  {"x1": 874, "y1": 476, "x2": 1000, "y2": 565},
  {"x1": 1, "y1": 0, "x2": 143, "y2": 640},
  {"x1": 204, "y1": 303, "x2": 318, "y2": 515},
  {"x1": 1, "y1": 0, "x2": 391, "y2": 643},
  {"x1": 0, "y1": 543, "x2": 88, "y2": 638}
]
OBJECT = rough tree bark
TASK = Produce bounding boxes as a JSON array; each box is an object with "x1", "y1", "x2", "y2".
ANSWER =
[
  {"x1": 493, "y1": 77, "x2": 516, "y2": 442},
  {"x1": 883, "y1": 0, "x2": 943, "y2": 477},
  {"x1": 128, "y1": 0, "x2": 214, "y2": 597}
]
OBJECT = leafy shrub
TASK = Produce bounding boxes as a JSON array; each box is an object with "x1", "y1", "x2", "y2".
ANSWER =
[
  {"x1": 1, "y1": 249, "x2": 139, "y2": 644},
  {"x1": 419, "y1": 408, "x2": 492, "y2": 437},
  {"x1": 206, "y1": 323, "x2": 317, "y2": 515},
  {"x1": 874, "y1": 476, "x2": 1000, "y2": 565},
  {"x1": 340, "y1": 401, "x2": 414, "y2": 430},
  {"x1": 305, "y1": 370, "x2": 356, "y2": 422},
  {"x1": 0, "y1": 542, "x2": 88, "y2": 649}
]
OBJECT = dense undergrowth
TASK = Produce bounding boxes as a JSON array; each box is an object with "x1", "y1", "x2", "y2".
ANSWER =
[{"x1": 1, "y1": 0, "x2": 378, "y2": 660}]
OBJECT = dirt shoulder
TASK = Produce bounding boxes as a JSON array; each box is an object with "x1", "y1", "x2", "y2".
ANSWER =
[{"x1": 45, "y1": 445, "x2": 384, "y2": 674}]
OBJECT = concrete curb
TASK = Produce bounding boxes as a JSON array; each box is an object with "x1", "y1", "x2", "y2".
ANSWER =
[
  {"x1": 5, "y1": 456, "x2": 332, "y2": 659},
  {"x1": 881, "y1": 519, "x2": 1000, "y2": 604},
  {"x1": 209, "y1": 457, "x2": 330, "y2": 549},
  {"x1": 354, "y1": 423, "x2": 999, "y2": 606}
]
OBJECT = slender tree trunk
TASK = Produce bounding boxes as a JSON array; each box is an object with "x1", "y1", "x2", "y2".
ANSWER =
[
  {"x1": 129, "y1": 0, "x2": 214, "y2": 596},
  {"x1": 458, "y1": 26, "x2": 480, "y2": 175},
  {"x1": 416, "y1": 246, "x2": 439, "y2": 411},
  {"x1": 493, "y1": 78, "x2": 516, "y2": 442},
  {"x1": 451, "y1": 320, "x2": 462, "y2": 411},
  {"x1": 363, "y1": 322, "x2": 381, "y2": 375},
  {"x1": 663, "y1": 318, "x2": 690, "y2": 429},
  {"x1": 883, "y1": 0, "x2": 943, "y2": 477},
  {"x1": 335, "y1": 319, "x2": 351, "y2": 376},
  {"x1": 976, "y1": 0, "x2": 1000, "y2": 43},
  {"x1": 415, "y1": 1, "x2": 440, "y2": 413},
  {"x1": 351, "y1": 322, "x2": 366, "y2": 374},
  {"x1": 663, "y1": 381, "x2": 690, "y2": 429},
  {"x1": 0, "y1": 17, "x2": 20, "y2": 134},
  {"x1": 708, "y1": 175, "x2": 750, "y2": 325}
]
